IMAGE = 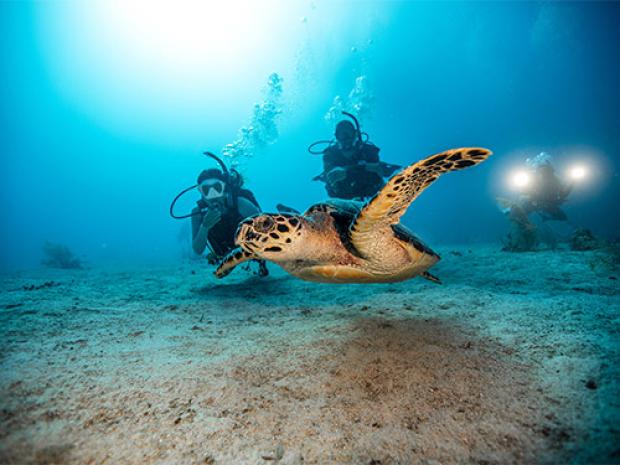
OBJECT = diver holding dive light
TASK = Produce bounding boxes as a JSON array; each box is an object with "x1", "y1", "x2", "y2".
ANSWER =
[
  {"x1": 500, "y1": 152, "x2": 583, "y2": 251},
  {"x1": 520, "y1": 159, "x2": 573, "y2": 221},
  {"x1": 308, "y1": 111, "x2": 401, "y2": 200},
  {"x1": 170, "y1": 152, "x2": 268, "y2": 276}
]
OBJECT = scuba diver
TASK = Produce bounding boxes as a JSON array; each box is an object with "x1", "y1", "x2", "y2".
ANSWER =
[
  {"x1": 499, "y1": 152, "x2": 575, "y2": 251},
  {"x1": 308, "y1": 112, "x2": 400, "y2": 200},
  {"x1": 521, "y1": 161, "x2": 573, "y2": 221},
  {"x1": 170, "y1": 152, "x2": 268, "y2": 277}
]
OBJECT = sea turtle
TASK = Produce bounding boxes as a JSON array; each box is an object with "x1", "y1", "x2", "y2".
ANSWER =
[{"x1": 215, "y1": 147, "x2": 492, "y2": 283}]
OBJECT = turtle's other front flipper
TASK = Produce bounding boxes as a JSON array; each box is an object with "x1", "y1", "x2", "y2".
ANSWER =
[
  {"x1": 350, "y1": 148, "x2": 492, "y2": 259},
  {"x1": 214, "y1": 248, "x2": 256, "y2": 278}
]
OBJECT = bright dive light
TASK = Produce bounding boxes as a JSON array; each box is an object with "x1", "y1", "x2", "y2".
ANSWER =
[
  {"x1": 569, "y1": 165, "x2": 587, "y2": 182},
  {"x1": 511, "y1": 170, "x2": 531, "y2": 190}
]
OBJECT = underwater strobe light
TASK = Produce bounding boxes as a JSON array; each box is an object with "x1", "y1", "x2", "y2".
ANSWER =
[
  {"x1": 510, "y1": 170, "x2": 531, "y2": 190},
  {"x1": 568, "y1": 164, "x2": 587, "y2": 182}
]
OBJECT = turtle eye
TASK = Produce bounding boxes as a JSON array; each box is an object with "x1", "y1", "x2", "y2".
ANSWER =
[{"x1": 255, "y1": 216, "x2": 274, "y2": 233}]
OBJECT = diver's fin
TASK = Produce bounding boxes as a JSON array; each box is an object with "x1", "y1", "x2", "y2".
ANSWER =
[
  {"x1": 276, "y1": 203, "x2": 301, "y2": 215},
  {"x1": 312, "y1": 172, "x2": 326, "y2": 182},
  {"x1": 350, "y1": 148, "x2": 492, "y2": 260},
  {"x1": 421, "y1": 271, "x2": 442, "y2": 284},
  {"x1": 214, "y1": 248, "x2": 256, "y2": 278}
]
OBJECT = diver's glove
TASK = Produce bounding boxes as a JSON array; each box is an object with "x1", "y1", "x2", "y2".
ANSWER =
[
  {"x1": 358, "y1": 160, "x2": 383, "y2": 175},
  {"x1": 326, "y1": 167, "x2": 347, "y2": 184},
  {"x1": 201, "y1": 209, "x2": 222, "y2": 231}
]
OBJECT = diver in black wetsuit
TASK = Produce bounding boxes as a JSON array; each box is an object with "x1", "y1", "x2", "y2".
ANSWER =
[
  {"x1": 170, "y1": 152, "x2": 268, "y2": 276},
  {"x1": 310, "y1": 112, "x2": 400, "y2": 200},
  {"x1": 521, "y1": 163, "x2": 573, "y2": 221},
  {"x1": 190, "y1": 169, "x2": 254, "y2": 254},
  {"x1": 499, "y1": 154, "x2": 575, "y2": 251}
]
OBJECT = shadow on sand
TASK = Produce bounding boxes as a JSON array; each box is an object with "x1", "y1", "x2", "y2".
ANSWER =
[
  {"x1": 218, "y1": 315, "x2": 562, "y2": 464},
  {"x1": 192, "y1": 274, "x2": 380, "y2": 306}
]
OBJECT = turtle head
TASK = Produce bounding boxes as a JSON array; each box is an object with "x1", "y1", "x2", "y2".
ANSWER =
[{"x1": 236, "y1": 213, "x2": 305, "y2": 261}]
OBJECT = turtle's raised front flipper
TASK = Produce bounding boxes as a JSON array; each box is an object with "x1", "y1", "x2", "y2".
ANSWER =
[
  {"x1": 214, "y1": 248, "x2": 256, "y2": 278},
  {"x1": 350, "y1": 147, "x2": 492, "y2": 258}
]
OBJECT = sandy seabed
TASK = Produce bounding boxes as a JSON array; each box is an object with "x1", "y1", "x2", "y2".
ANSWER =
[{"x1": 1, "y1": 245, "x2": 619, "y2": 465}]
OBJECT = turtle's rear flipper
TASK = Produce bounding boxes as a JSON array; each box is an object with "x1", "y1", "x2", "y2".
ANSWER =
[
  {"x1": 421, "y1": 271, "x2": 442, "y2": 284},
  {"x1": 215, "y1": 248, "x2": 256, "y2": 278}
]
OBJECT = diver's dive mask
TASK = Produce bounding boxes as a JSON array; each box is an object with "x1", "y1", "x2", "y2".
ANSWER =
[
  {"x1": 199, "y1": 179, "x2": 225, "y2": 200},
  {"x1": 337, "y1": 134, "x2": 357, "y2": 151},
  {"x1": 170, "y1": 151, "x2": 237, "y2": 219}
]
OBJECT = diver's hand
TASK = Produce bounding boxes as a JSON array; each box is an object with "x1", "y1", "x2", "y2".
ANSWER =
[
  {"x1": 360, "y1": 161, "x2": 383, "y2": 175},
  {"x1": 201, "y1": 209, "x2": 222, "y2": 231},
  {"x1": 326, "y1": 167, "x2": 346, "y2": 184}
]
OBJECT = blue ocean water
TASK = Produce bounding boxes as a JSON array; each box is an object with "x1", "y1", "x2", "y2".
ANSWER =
[{"x1": 1, "y1": 1, "x2": 619, "y2": 271}]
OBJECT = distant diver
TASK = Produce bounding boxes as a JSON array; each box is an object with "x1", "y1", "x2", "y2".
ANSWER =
[
  {"x1": 308, "y1": 111, "x2": 401, "y2": 200},
  {"x1": 520, "y1": 159, "x2": 572, "y2": 221},
  {"x1": 499, "y1": 152, "x2": 575, "y2": 252},
  {"x1": 215, "y1": 147, "x2": 492, "y2": 283},
  {"x1": 170, "y1": 152, "x2": 268, "y2": 276}
]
